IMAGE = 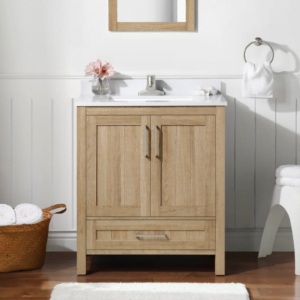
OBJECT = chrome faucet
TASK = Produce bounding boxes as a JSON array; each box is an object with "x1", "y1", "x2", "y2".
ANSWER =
[{"x1": 138, "y1": 75, "x2": 165, "y2": 96}]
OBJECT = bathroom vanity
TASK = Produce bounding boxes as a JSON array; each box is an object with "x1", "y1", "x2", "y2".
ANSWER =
[{"x1": 76, "y1": 79, "x2": 227, "y2": 275}]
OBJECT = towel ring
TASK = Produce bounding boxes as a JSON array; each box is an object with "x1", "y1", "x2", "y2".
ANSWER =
[{"x1": 244, "y1": 37, "x2": 274, "y2": 64}]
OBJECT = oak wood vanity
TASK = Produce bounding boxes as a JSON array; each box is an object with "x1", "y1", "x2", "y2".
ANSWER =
[{"x1": 76, "y1": 89, "x2": 226, "y2": 275}]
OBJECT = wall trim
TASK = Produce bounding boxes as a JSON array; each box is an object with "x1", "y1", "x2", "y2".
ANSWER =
[
  {"x1": 47, "y1": 229, "x2": 294, "y2": 252},
  {"x1": 1, "y1": 73, "x2": 300, "y2": 80}
]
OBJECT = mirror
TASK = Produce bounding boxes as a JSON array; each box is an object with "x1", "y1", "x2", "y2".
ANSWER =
[
  {"x1": 117, "y1": 0, "x2": 186, "y2": 23},
  {"x1": 109, "y1": 0, "x2": 195, "y2": 31}
]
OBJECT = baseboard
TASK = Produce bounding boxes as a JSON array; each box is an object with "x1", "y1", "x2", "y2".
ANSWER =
[
  {"x1": 225, "y1": 228, "x2": 294, "y2": 252},
  {"x1": 47, "y1": 231, "x2": 77, "y2": 252},
  {"x1": 46, "y1": 229, "x2": 294, "y2": 252}
]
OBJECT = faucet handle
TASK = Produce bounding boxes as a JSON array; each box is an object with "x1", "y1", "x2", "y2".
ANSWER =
[{"x1": 147, "y1": 75, "x2": 156, "y2": 88}]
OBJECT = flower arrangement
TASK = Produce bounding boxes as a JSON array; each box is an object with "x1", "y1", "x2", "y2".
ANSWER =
[
  {"x1": 85, "y1": 59, "x2": 114, "y2": 95},
  {"x1": 85, "y1": 59, "x2": 114, "y2": 79}
]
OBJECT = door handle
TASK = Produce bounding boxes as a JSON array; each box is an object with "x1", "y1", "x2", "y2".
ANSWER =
[
  {"x1": 144, "y1": 125, "x2": 148, "y2": 157},
  {"x1": 155, "y1": 125, "x2": 159, "y2": 158}
]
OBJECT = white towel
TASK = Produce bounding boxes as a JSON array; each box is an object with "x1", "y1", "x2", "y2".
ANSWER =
[
  {"x1": 15, "y1": 203, "x2": 43, "y2": 225},
  {"x1": 0, "y1": 204, "x2": 16, "y2": 226},
  {"x1": 242, "y1": 62, "x2": 273, "y2": 98},
  {"x1": 276, "y1": 165, "x2": 300, "y2": 179},
  {"x1": 276, "y1": 177, "x2": 300, "y2": 188}
]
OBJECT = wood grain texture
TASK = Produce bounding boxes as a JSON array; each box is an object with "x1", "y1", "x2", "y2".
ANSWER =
[
  {"x1": 109, "y1": 0, "x2": 117, "y2": 31},
  {"x1": 215, "y1": 107, "x2": 225, "y2": 275},
  {"x1": 86, "y1": 220, "x2": 215, "y2": 250},
  {"x1": 77, "y1": 107, "x2": 86, "y2": 275},
  {"x1": 151, "y1": 115, "x2": 216, "y2": 217},
  {"x1": 117, "y1": 22, "x2": 186, "y2": 31},
  {"x1": 79, "y1": 107, "x2": 224, "y2": 276},
  {"x1": 186, "y1": 0, "x2": 195, "y2": 30},
  {"x1": 109, "y1": 0, "x2": 195, "y2": 32},
  {"x1": 86, "y1": 115, "x2": 150, "y2": 217},
  {"x1": 86, "y1": 107, "x2": 217, "y2": 116}
]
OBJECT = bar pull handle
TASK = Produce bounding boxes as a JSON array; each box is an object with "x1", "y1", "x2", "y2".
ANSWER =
[
  {"x1": 135, "y1": 234, "x2": 166, "y2": 238},
  {"x1": 155, "y1": 125, "x2": 159, "y2": 158},
  {"x1": 144, "y1": 125, "x2": 148, "y2": 157}
]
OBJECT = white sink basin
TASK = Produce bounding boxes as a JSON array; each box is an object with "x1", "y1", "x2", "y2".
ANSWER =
[{"x1": 110, "y1": 96, "x2": 195, "y2": 102}]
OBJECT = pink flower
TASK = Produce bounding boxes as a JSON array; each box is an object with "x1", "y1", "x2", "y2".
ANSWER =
[
  {"x1": 99, "y1": 62, "x2": 114, "y2": 80},
  {"x1": 85, "y1": 59, "x2": 114, "y2": 79},
  {"x1": 85, "y1": 62, "x2": 96, "y2": 76}
]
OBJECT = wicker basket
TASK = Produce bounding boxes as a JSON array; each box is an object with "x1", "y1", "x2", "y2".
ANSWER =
[{"x1": 0, "y1": 204, "x2": 66, "y2": 272}]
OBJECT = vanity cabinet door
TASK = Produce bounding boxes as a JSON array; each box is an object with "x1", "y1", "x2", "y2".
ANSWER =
[
  {"x1": 151, "y1": 115, "x2": 216, "y2": 217},
  {"x1": 86, "y1": 116, "x2": 151, "y2": 217}
]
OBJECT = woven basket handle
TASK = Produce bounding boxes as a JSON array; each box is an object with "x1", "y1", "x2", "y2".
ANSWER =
[{"x1": 43, "y1": 204, "x2": 67, "y2": 214}]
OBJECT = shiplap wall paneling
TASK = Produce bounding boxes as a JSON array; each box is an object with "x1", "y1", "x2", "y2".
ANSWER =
[
  {"x1": 32, "y1": 99, "x2": 52, "y2": 210},
  {"x1": 275, "y1": 79, "x2": 297, "y2": 228},
  {"x1": 51, "y1": 98, "x2": 73, "y2": 230},
  {"x1": 12, "y1": 98, "x2": 32, "y2": 206},
  {"x1": 255, "y1": 99, "x2": 276, "y2": 228},
  {"x1": 0, "y1": 99, "x2": 12, "y2": 204},
  {"x1": 234, "y1": 83, "x2": 256, "y2": 228},
  {"x1": 223, "y1": 80, "x2": 236, "y2": 228}
]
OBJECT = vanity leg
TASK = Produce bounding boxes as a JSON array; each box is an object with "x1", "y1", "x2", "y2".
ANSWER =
[
  {"x1": 215, "y1": 252, "x2": 225, "y2": 275},
  {"x1": 77, "y1": 251, "x2": 86, "y2": 275}
]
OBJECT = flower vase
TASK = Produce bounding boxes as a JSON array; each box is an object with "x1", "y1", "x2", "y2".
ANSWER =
[{"x1": 92, "y1": 77, "x2": 110, "y2": 95}]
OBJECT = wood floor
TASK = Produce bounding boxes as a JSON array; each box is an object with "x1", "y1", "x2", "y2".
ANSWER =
[{"x1": 0, "y1": 252, "x2": 298, "y2": 299}]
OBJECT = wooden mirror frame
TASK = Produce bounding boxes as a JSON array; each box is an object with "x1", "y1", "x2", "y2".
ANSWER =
[{"x1": 109, "y1": 0, "x2": 195, "y2": 31}]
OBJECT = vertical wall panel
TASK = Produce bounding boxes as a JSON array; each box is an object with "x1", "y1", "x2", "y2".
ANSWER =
[
  {"x1": 32, "y1": 98, "x2": 52, "y2": 209},
  {"x1": 235, "y1": 94, "x2": 256, "y2": 228},
  {"x1": 12, "y1": 98, "x2": 32, "y2": 206},
  {"x1": 51, "y1": 98, "x2": 73, "y2": 230},
  {"x1": 255, "y1": 99, "x2": 276, "y2": 228},
  {"x1": 297, "y1": 98, "x2": 300, "y2": 165},
  {"x1": 223, "y1": 80, "x2": 236, "y2": 228},
  {"x1": 275, "y1": 78, "x2": 297, "y2": 227},
  {"x1": 0, "y1": 99, "x2": 12, "y2": 204}
]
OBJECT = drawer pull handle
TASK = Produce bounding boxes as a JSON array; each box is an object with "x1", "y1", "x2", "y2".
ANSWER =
[
  {"x1": 144, "y1": 125, "x2": 148, "y2": 157},
  {"x1": 135, "y1": 234, "x2": 166, "y2": 238},
  {"x1": 155, "y1": 125, "x2": 159, "y2": 157}
]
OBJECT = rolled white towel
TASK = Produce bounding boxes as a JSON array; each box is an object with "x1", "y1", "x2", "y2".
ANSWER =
[
  {"x1": 276, "y1": 165, "x2": 300, "y2": 179},
  {"x1": 15, "y1": 203, "x2": 43, "y2": 225},
  {"x1": 0, "y1": 204, "x2": 16, "y2": 226},
  {"x1": 276, "y1": 177, "x2": 300, "y2": 188}
]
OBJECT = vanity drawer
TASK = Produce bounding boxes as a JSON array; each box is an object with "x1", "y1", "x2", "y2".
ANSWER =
[{"x1": 86, "y1": 220, "x2": 215, "y2": 250}]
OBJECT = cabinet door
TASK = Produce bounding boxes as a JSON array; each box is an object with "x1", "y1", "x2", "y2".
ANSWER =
[
  {"x1": 151, "y1": 115, "x2": 215, "y2": 217},
  {"x1": 86, "y1": 115, "x2": 151, "y2": 217}
]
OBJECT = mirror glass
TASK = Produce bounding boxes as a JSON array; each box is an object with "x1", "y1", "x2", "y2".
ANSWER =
[{"x1": 117, "y1": 0, "x2": 186, "y2": 22}]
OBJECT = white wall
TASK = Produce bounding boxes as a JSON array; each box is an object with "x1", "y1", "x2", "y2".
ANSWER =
[{"x1": 0, "y1": 0, "x2": 300, "y2": 251}]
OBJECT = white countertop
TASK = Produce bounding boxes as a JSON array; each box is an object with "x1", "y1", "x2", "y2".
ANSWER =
[{"x1": 74, "y1": 95, "x2": 227, "y2": 107}]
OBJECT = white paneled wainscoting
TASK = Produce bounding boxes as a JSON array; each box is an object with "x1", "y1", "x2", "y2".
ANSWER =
[{"x1": 0, "y1": 76, "x2": 299, "y2": 252}]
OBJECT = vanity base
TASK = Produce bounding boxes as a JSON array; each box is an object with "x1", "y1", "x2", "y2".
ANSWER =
[{"x1": 77, "y1": 106, "x2": 225, "y2": 276}]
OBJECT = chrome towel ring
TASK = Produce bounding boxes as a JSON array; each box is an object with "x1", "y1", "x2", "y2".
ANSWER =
[{"x1": 244, "y1": 37, "x2": 274, "y2": 64}]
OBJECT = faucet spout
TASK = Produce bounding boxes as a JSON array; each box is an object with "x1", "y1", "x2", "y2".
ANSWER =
[{"x1": 138, "y1": 75, "x2": 165, "y2": 96}]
